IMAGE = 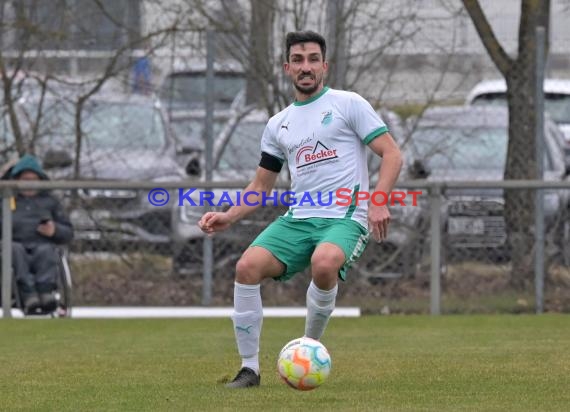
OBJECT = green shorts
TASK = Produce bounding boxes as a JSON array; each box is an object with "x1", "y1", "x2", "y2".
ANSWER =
[{"x1": 249, "y1": 216, "x2": 370, "y2": 282}]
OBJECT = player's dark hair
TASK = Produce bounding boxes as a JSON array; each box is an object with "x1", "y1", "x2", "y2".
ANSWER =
[{"x1": 285, "y1": 30, "x2": 327, "y2": 62}]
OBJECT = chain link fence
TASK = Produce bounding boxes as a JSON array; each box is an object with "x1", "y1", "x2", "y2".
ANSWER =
[
  {"x1": 1, "y1": 1, "x2": 570, "y2": 317},
  {"x1": 2, "y1": 179, "x2": 570, "y2": 316}
]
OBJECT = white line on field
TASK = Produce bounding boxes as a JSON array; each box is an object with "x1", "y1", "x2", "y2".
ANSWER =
[{"x1": 3, "y1": 307, "x2": 361, "y2": 319}]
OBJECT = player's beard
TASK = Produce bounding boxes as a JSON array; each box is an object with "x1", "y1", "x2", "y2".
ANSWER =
[{"x1": 293, "y1": 73, "x2": 322, "y2": 96}]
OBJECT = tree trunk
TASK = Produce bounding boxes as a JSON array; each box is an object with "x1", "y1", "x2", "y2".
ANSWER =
[
  {"x1": 503, "y1": 0, "x2": 550, "y2": 290},
  {"x1": 463, "y1": 0, "x2": 550, "y2": 291},
  {"x1": 326, "y1": 0, "x2": 347, "y2": 89},
  {"x1": 246, "y1": 0, "x2": 274, "y2": 108},
  {"x1": 504, "y1": 68, "x2": 536, "y2": 290}
]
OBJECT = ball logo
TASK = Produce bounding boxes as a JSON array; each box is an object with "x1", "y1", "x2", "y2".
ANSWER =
[{"x1": 295, "y1": 141, "x2": 339, "y2": 169}]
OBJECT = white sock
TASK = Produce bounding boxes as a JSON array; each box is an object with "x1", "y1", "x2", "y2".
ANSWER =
[
  {"x1": 304, "y1": 281, "x2": 338, "y2": 340},
  {"x1": 231, "y1": 282, "x2": 262, "y2": 375}
]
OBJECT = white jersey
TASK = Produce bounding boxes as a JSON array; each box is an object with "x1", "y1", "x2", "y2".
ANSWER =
[{"x1": 261, "y1": 86, "x2": 388, "y2": 228}]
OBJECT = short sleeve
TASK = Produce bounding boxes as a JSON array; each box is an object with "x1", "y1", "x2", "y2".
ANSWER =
[
  {"x1": 260, "y1": 123, "x2": 285, "y2": 161},
  {"x1": 348, "y1": 93, "x2": 389, "y2": 145}
]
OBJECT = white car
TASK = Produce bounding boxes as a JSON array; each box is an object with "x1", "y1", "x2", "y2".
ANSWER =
[{"x1": 465, "y1": 78, "x2": 570, "y2": 168}]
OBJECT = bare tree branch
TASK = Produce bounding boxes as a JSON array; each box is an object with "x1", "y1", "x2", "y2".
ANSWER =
[{"x1": 461, "y1": 0, "x2": 512, "y2": 75}]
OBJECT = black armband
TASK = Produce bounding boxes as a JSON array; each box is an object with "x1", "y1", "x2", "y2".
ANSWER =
[{"x1": 259, "y1": 151, "x2": 284, "y2": 172}]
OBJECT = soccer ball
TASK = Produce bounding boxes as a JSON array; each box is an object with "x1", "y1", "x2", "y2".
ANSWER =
[{"x1": 277, "y1": 337, "x2": 332, "y2": 391}]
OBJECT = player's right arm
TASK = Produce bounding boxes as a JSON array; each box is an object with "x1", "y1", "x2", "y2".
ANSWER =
[{"x1": 198, "y1": 166, "x2": 279, "y2": 234}]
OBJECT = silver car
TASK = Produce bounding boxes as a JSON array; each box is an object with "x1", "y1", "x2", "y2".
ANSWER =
[
  {"x1": 3, "y1": 90, "x2": 192, "y2": 252},
  {"x1": 171, "y1": 109, "x2": 292, "y2": 274},
  {"x1": 466, "y1": 78, "x2": 570, "y2": 168},
  {"x1": 401, "y1": 105, "x2": 570, "y2": 267}
]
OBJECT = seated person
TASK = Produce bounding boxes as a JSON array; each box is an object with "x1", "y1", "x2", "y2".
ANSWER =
[{"x1": 0, "y1": 154, "x2": 74, "y2": 314}]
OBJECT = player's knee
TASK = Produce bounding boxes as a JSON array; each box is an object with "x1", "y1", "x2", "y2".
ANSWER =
[
  {"x1": 311, "y1": 251, "x2": 343, "y2": 277},
  {"x1": 235, "y1": 256, "x2": 262, "y2": 284}
]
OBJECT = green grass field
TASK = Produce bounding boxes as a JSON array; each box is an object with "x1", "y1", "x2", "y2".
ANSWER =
[{"x1": 1, "y1": 315, "x2": 569, "y2": 412}]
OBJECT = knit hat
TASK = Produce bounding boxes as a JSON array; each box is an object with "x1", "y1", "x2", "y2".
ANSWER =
[{"x1": 10, "y1": 154, "x2": 49, "y2": 180}]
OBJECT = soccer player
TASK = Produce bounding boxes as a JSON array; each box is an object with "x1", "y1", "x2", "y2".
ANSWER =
[{"x1": 198, "y1": 30, "x2": 402, "y2": 388}]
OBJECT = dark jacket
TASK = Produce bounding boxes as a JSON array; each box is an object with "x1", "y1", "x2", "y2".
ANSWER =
[
  {"x1": 0, "y1": 155, "x2": 73, "y2": 245},
  {"x1": 9, "y1": 192, "x2": 74, "y2": 245}
]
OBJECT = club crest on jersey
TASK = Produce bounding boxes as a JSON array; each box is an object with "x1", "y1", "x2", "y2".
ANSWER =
[
  {"x1": 295, "y1": 140, "x2": 338, "y2": 168},
  {"x1": 321, "y1": 110, "x2": 333, "y2": 126}
]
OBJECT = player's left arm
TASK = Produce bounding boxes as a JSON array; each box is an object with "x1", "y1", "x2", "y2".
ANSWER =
[
  {"x1": 368, "y1": 132, "x2": 403, "y2": 195},
  {"x1": 367, "y1": 132, "x2": 403, "y2": 242}
]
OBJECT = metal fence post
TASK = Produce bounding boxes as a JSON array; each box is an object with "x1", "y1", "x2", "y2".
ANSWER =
[
  {"x1": 202, "y1": 29, "x2": 215, "y2": 306},
  {"x1": 534, "y1": 26, "x2": 547, "y2": 314},
  {"x1": 2, "y1": 188, "x2": 13, "y2": 318},
  {"x1": 429, "y1": 185, "x2": 442, "y2": 315}
]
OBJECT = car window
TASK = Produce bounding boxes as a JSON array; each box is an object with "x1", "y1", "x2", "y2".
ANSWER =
[
  {"x1": 83, "y1": 101, "x2": 166, "y2": 149},
  {"x1": 217, "y1": 120, "x2": 265, "y2": 172},
  {"x1": 18, "y1": 99, "x2": 167, "y2": 150},
  {"x1": 472, "y1": 93, "x2": 570, "y2": 124},
  {"x1": 409, "y1": 125, "x2": 554, "y2": 171},
  {"x1": 160, "y1": 73, "x2": 246, "y2": 110},
  {"x1": 471, "y1": 93, "x2": 508, "y2": 108},
  {"x1": 411, "y1": 126, "x2": 507, "y2": 170},
  {"x1": 544, "y1": 94, "x2": 570, "y2": 124},
  {"x1": 171, "y1": 117, "x2": 226, "y2": 149}
]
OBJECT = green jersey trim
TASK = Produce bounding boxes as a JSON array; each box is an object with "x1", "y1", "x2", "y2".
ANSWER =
[
  {"x1": 293, "y1": 86, "x2": 330, "y2": 106},
  {"x1": 343, "y1": 184, "x2": 360, "y2": 219},
  {"x1": 363, "y1": 126, "x2": 389, "y2": 145}
]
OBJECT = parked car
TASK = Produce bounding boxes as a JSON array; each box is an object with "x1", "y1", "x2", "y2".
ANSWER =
[
  {"x1": 3, "y1": 88, "x2": 198, "y2": 253},
  {"x1": 171, "y1": 108, "x2": 292, "y2": 274},
  {"x1": 397, "y1": 106, "x2": 570, "y2": 272},
  {"x1": 465, "y1": 78, "x2": 570, "y2": 168},
  {"x1": 158, "y1": 63, "x2": 246, "y2": 113},
  {"x1": 354, "y1": 108, "x2": 425, "y2": 280},
  {"x1": 162, "y1": 71, "x2": 249, "y2": 173},
  {"x1": 167, "y1": 108, "x2": 237, "y2": 174}
]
